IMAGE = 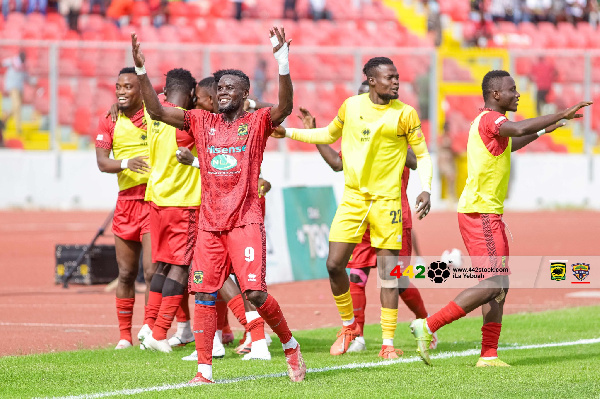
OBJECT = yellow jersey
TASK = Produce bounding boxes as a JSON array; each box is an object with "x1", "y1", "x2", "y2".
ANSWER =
[
  {"x1": 144, "y1": 104, "x2": 201, "y2": 207},
  {"x1": 458, "y1": 110, "x2": 512, "y2": 214},
  {"x1": 289, "y1": 93, "x2": 432, "y2": 200}
]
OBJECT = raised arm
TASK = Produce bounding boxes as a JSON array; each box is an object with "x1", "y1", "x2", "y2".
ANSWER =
[
  {"x1": 131, "y1": 33, "x2": 185, "y2": 129},
  {"x1": 269, "y1": 27, "x2": 293, "y2": 127},
  {"x1": 500, "y1": 101, "x2": 592, "y2": 138}
]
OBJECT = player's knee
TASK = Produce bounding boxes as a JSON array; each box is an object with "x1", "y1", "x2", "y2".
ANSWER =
[
  {"x1": 326, "y1": 258, "x2": 345, "y2": 275},
  {"x1": 195, "y1": 292, "x2": 216, "y2": 304},
  {"x1": 117, "y1": 264, "x2": 137, "y2": 286},
  {"x1": 245, "y1": 290, "x2": 267, "y2": 308}
]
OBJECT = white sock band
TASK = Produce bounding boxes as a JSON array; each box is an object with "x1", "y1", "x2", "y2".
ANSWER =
[
  {"x1": 273, "y1": 43, "x2": 289, "y2": 75},
  {"x1": 246, "y1": 311, "x2": 260, "y2": 323},
  {"x1": 281, "y1": 336, "x2": 298, "y2": 350},
  {"x1": 197, "y1": 364, "x2": 212, "y2": 380}
]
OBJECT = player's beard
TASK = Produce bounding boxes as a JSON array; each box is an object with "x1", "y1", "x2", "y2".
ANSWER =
[
  {"x1": 379, "y1": 92, "x2": 399, "y2": 101},
  {"x1": 218, "y1": 98, "x2": 243, "y2": 114}
]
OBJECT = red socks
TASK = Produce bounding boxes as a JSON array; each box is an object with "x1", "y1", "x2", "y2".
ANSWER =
[
  {"x1": 175, "y1": 291, "x2": 190, "y2": 323},
  {"x1": 481, "y1": 322, "x2": 502, "y2": 357},
  {"x1": 227, "y1": 294, "x2": 247, "y2": 327},
  {"x1": 426, "y1": 301, "x2": 467, "y2": 333},
  {"x1": 349, "y1": 281, "x2": 366, "y2": 335},
  {"x1": 194, "y1": 304, "x2": 216, "y2": 365},
  {"x1": 400, "y1": 283, "x2": 428, "y2": 319},
  {"x1": 116, "y1": 297, "x2": 135, "y2": 342},
  {"x1": 246, "y1": 317, "x2": 266, "y2": 341},
  {"x1": 257, "y1": 294, "x2": 292, "y2": 344},
  {"x1": 144, "y1": 291, "x2": 162, "y2": 329},
  {"x1": 152, "y1": 295, "x2": 183, "y2": 341},
  {"x1": 216, "y1": 292, "x2": 229, "y2": 330}
]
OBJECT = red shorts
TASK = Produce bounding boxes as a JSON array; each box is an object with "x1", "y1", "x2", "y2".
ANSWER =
[
  {"x1": 112, "y1": 198, "x2": 150, "y2": 242},
  {"x1": 347, "y1": 228, "x2": 412, "y2": 269},
  {"x1": 188, "y1": 223, "x2": 266, "y2": 294},
  {"x1": 458, "y1": 212, "x2": 510, "y2": 279},
  {"x1": 150, "y1": 203, "x2": 199, "y2": 265}
]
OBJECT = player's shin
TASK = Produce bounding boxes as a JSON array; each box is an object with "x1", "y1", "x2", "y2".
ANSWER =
[
  {"x1": 256, "y1": 294, "x2": 295, "y2": 349},
  {"x1": 193, "y1": 296, "x2": 217, "y2": 380},
  {"x1": 152, "y1": 278, "x2": 185, "y2": 340}
]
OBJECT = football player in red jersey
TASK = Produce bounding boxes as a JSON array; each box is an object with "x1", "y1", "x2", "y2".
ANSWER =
[{"x1": 131, "y1": 27, "x2": 306, "y2": 383}]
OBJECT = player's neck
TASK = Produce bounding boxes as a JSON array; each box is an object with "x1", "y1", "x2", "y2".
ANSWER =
[
  {"x1": 221, "y1": 108, "x2": 246, "y2": 123},
  {"x1": 368, "y1": 92, "x2": 390, "y2": 106},
  {"x1": 483, "y1": 103, "x2": 507, "y2": 115},
  {"x1": 122, "y1": 104, "x2": 143, "y2": 119},
  {"x1": 166, "y1": 93, "x2": 189, "y2": 109}
]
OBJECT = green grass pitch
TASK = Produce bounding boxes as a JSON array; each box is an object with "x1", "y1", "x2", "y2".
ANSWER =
[{"x1": 1, "y1": 306, "x2": 599, "y2": 398}]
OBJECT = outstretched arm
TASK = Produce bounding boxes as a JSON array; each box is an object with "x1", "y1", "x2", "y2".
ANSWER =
[
  {"x1": 500, "y1": 101, "x2": 592, "y2": 138},
  {"x1": 296, "y1": 108, "x2": 343, "y2": 172},
  {"x1": 285, "y1": 107, "x2": 343, "y2": 144},
  {"x1": 131, "y1": 33, "x2": 185, "y2": 129},
  {"x1": 269, "y1": 27, "x2": 293, "y2": 127}
]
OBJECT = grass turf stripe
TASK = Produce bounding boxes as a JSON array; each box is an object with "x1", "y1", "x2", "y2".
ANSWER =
[{"x1": 43, "y1": 337, "x2": 600, "y2": 399}]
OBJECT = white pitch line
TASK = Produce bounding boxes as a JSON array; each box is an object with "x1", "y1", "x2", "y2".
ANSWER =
[{"x1": 43, "y1": 337, "x2": 600, "y2": 399}]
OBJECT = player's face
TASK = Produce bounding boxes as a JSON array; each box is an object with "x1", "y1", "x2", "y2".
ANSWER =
[
  {"x1": 217, "y1": 75, "x2": 248, "y2": 114},
  {"x1": 371, "y1": 64, "x2": 399, "y2": 101},
  {"x1": 115, "y1": 73, "x2": 142, "y2": 112},
  {"x1": 497, "y1": 76, "x2": 520, "y2": 112},
  {"x1": 195, "y1": 86, "x2": 216, "y2": 112}
]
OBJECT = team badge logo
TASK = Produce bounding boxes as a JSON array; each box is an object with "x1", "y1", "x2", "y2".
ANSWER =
[
  {"x1": 238, "y1": 124, "x2": 249, "y2": 138},
  {"x1": 572, "y1": 263, "x2": 590, "y2": 283},
  {"x1": 193, "y1": 271, "x2": 203, "y2": 284},
  {"x1": 427, "y1": 261, "x2": 450, "y2": 284},
  {"x1": 209, "y1": 128, "x2": 216, "y2": 135},
  {"x1": 550, "y1": 261, "x2": 567, "y2": 281}
]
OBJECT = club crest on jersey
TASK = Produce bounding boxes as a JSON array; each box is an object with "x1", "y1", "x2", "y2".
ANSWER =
[
  {"x1": 572, "y1": 263, "x2": 590, "y2": 282},
  {"x1": 211, "y1": 154, "x2": 238, "y2": 171},
  {"x1": 193, "y1": 271, "x2": 203, "y2": 284},
  {"x1": 361, "y1": 128, "x2": 371, "y2": 142},
  {"x1": 209, "y1": 128, "x2": 216, "y2": 135},
  {"x1": 238, "y1": 123, "x2": 249, "y2": 139}
]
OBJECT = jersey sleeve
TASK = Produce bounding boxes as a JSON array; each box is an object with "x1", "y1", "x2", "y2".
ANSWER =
[
  {"x1": 333, "y1": 100, "x2": 347, "y2": 130},
  {"x1": 404, "y1": 107, "x2": 425, "y2": 147},
  {"x1": 176, "y1": 128, "x2": 195, "y2": 149},
  {"x1": 95, "y1": 115, "x2": 114, "y2": 150},
  {"x1": 479, "y1": 111, "x2": 508, "y2": 139}
]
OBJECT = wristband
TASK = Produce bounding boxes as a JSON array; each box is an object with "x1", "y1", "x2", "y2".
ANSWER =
[
  {"x1": 273, "y1": 43, "x2": 290, "y2": 75},
  {"x1": 121, "y1": 159, "x2": 129, "y2": 170},
  {"x1": 536, "y1": 129, "x2": 547, "y2": 137},
  {"x1": 192, "y1": 157, "x2": 200, "y2": 169},
  {"x1": 247, "y1": 99, "x2": 257, "y2": 109},
  {"x1": 284, "y1": 128, "x2": 293, "y2": 138},
  {"x1": 135, "y1": 65, "x2": 146, "y2": 75}
]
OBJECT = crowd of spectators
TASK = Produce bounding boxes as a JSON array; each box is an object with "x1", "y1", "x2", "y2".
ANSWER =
[{"x1": 472, "y1": 0, "x2": 600, "y2": 25}]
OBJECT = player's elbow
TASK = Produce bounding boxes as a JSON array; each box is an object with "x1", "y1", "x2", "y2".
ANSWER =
[
  {"x1": 332, "y1": 162, "x2": 343, "y2": 172},
  {"x1": 146, "y1": 108, "x2": 163, "y2": 122}
]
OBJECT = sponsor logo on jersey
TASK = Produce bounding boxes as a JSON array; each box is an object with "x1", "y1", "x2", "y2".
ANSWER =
[
  {"x1": 248, "y1": 273, "x2": 257, "y2": 282},
  {"x1": 211, "y1": 154, "x2": 238, "y2": 171},
  {"x1": 207, "y1": 145, "x2": 247, "y2": 154}
]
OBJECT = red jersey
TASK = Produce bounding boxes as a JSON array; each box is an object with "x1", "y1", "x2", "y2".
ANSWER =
[{"x1": 182, "y1": 107, "x2": 273, "y2": 231}]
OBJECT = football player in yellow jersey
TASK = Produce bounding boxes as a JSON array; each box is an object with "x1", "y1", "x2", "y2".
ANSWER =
[
  {"x1": 137, "y1": 68, "x2": 202, "y2": 353},
  {"x1": 95, "y1": 67, "x2": 154, "y2": 350},
  {"x1": 285, "y1": 57, "x2": 434, "y2": 355},
  {"x1": 410, "y1": 70, "x2": 592, "y2": 367}
]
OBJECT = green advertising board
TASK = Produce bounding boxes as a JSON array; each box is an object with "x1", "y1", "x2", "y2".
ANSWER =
[{"x1": 283, "y1": 186, "x2": 337, "y2": 281}]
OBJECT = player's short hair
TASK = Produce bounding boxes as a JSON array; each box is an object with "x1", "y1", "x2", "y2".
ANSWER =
[
  {"x1": 119, "y1": 67, "x2": 136, "y2": 75},
  {"x1": 165, "y1": 68, "x2": 197, "y2": 94},
  {"x1": 197, "y1": 76, "x2": 216, "y2": 89},
  {"x1": 213, "y1": 69, "x2": 251, "y2": 91},
  {"x1": 482, "y1": 70, "x2": 511, "y2": 100},
  {"x1": 362, "y1": 57, "x2": 394, "y2": 78}
]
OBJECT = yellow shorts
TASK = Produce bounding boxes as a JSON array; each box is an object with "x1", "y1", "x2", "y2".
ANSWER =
[{"x1": 329, "y1": 192, "x2": 403, "y2": 250}]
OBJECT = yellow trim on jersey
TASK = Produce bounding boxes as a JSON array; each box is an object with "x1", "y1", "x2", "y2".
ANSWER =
[
  {"x1": 112, "y1": 113, "x2": 149, "y2": 192},
  {"x1": 290, "y1": 94, "x2": 432, "y2": 198},
  {"x1": 457, "y1": 111, "x2": 512, "y2": 214},
  {"x1": 144, "y1": 108, "x2": 201, "y2": 207}
]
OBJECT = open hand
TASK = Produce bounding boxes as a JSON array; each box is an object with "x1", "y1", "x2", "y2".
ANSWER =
[
  {"x1": 105, "y1": 103, "x2": 120, "y2": 122},
  {"x1": 270, "y1": 26, "x2": 291, "y2": 53},
  {"x1": 562, "y1": 101, "x2": 593, "y2": 120},
  {"x1": 131, "y1": 33, "x2": 145, "y2": 68},
  {"x1": 415, "y1": 191, "x2": 431, "y2": 220},
  {"x1": 128, "y1": 156, "x2": 150, "y2": 174},
  {"x1": 298, "y1": 107, "x2": 316, "y2": 128}
]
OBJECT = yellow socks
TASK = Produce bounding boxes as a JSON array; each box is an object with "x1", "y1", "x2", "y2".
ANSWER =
[
  {"x1": 381, "y1": 307, "x2": 398, "y2": 343},
  {"x1": 333, "y1": 290, "x2": 355, "y2": 326}
]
